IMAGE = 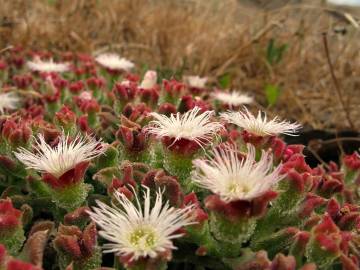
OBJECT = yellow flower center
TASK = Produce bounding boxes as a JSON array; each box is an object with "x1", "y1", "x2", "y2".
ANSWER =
[{"x1": 129, "y1": 227, "x2": 156, "y2": 249}]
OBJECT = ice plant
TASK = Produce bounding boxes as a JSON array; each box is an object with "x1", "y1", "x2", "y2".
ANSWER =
[
  {"x1": 13, "y1": 132, "x2": 105, "y2": 211},
  {"x1": 191, "y1": 144, "x2": 284, "y2": 245},
  {"x1": 192, "y1": 144, "x2": 284, "y2": 202},
  {"x1": 213, "y1": 91, "x2": 253, "y2": 107},
  {"x1": 221, "y1": 108, "x2": 301, "y2": 136},
  {"x1": 88, "y1": 187, "x2": 195, "y2": 269},
  {"x1": 1, "y1": 48, "x2": 360, "y2": 269},
  {"x1": 95, "y1": 53, "x2": 135, "y2": 72},
  {"x1": 145, "y1": 107, "x2": 223, "y2": 184},
  {"x1": 27, "y1": 58, "x2": 70, "y2": 73},
  {"x1": 0, "y1": 92, "x2": 19, "y2": 114}
]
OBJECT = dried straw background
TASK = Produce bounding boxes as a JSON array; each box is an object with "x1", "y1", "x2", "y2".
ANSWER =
[{"x1": 0, "y1": 0, "x2": 360, "y2": 131}]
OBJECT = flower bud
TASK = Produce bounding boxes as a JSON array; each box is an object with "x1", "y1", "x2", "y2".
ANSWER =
[
  {"x1": 69, "y1": 81, "x2": 84, "y2": 94},
  {"x1": 305, "y1": 214, "x2": 345, "y2": 268},
  {"x1": 55, "y1": 106, "x2": 77, "y2": 132},
  {"x1": 0, "y1": 199, "x2": 25, "y2": 255},
  {"x1": 54, "y1": 223, "x2": 101, "y2": 270}
]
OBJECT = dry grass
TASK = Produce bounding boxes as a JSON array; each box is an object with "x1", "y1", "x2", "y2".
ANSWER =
[{"x1": 0, "y1": 0, "x2": 360, "y2": 131}]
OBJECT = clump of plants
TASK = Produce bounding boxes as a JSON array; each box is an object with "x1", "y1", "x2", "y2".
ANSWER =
[{"x1": 0, "y1": 48, "x2": 359, "y2": 270}]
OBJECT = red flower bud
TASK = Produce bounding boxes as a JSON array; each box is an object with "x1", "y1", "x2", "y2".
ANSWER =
[
  {"x1": 116, "y1": 116, "x2": 147, "y2": 152},
  {"x1": 163, "y1": 79, "x2": 185, "y2": 98},
  {"x1": 55, "y1": 106, "x2": 76, "y2": 128},
  {"x1": 86, "y1": 77, "x2": 105, "y2": 90},
  {"x1": 13, "y1": 74, "x2": 33, "y2": 89},
  {"x1": 343, "y1": 153, "x2": 360, "y2": 171},
  {"x1": 270, "y1": 254, "x2": 296, "y2": 270},
  {"x1": 69, "y1": 81, "x2": 84, "y2": 94},
  {"x1": 0, "y1": 199, "x2": 22, "y2": 234},
  {"x1": 139, "y1": 88, "x2": 159, "y2": 106},
  {"x1": 64, "y1": 207, "x2": 91, "y2": 226},
  {"x1": 113, "y1": 82, "x2": 137, "y2": 102},
  {"x1": 77, "y1": 115, "x2": 90, "y2": 133},
  {"x1": 183, "y1": 193, "x2": 208, "y2": 224},
  {"x1": 54, "y1": 223, "x2": 97, "y2": 260}
]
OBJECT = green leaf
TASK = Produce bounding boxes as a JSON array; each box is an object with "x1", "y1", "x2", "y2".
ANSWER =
[
  {"x1": 264, "y1": 84, "x2": 281, "y2": 107},
  {"x1": 266, "y1": 39, "x2": 288, "y2": 65},
  {"x1": 218, "y1": 73, "x2": 231, "y2": 89}
]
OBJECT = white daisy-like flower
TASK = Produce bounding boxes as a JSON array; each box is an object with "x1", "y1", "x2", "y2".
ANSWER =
[
  {"x1": 221, "y1": 108, "x2": 301, "y2": 136},
  {"x1": 140, "y1": 70, "x2": 157, "y2": 89},
  {"x1": 184, "y1": 76, "x2": 207, "y2": 88},
  {"x1": 145, "y1": 107, "x2": 224, "y2": 146},
  {"x1": 88, "y1": 187, "x2": 195, "y2": 261},
  {"x1": 213, "y1": 91, "x2": 253, "y2": 107},
  {"x1": 0, "y1": 92, "x2": 19, "y2": 114},
  {"x1": 327, "y1": 0, "x2": 360, "y2": 6},
  {"x1": 27, "y1": 58, "x2": 70, "y2": 73},
  {"x1": 14, "y1": 132, "x2": 105, "y2": 178},
  {"x1": 192, "y1": 144, "x2": 284, "y2": 202},
  {"x1": 95, "y1": 53, "x2": 135, "y2": 72}
]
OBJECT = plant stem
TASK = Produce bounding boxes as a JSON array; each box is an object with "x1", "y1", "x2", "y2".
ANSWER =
[{"x1": 322, "y1": 33, "x2": 355, "y2": 129}]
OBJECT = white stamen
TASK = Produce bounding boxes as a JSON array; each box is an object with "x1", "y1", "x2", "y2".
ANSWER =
[
  {"x1": 213, "y1": 91, "x2": 253, "y2": 107},
  {"x1": 27, "y1": 58, "x2": 70, "y2": 73},
  {"x1": 0, "y1": 92, "x2": 19, "y2": 114},
  {"x1": 221, "y1": 108, "x2": 301, "y2": 136},
  {"x1": 95, "y1": 53, "x2": 135, "y2": 72},
  {"x1": 14, "y1": 132, "x2": 105, "y2": 178},
  {"x1": 144, "y1": 107, "x2": 224, "y2": 147},
  {"x1": 192, "y1": 144, "x2": 284, "y2": 202},
  {"x1": 184, "y1": 76, "x2": 207, "y2": 88}
]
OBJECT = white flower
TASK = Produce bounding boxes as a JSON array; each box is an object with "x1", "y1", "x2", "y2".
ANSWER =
[
  {"x1": 192, "y1": 144, "x2": 284, "y2": 202},
  {"x1": 14, "y1": 132, "x2": 105, "y2": 178},
  {"x1": 140, "y1": 70, "x2": 157, "y2": 89},
  {"x1": 327, "y1": 0, "x2": 360, "y2": 6},
  {"x1": 27, "y1": 58, "x2": 70, "y2": 73},
  {"x1": 184, "y1": 76, "x2": 207, "y2": 88},
  {"x1": 78, "y1": 91, "x2": 93, "y2": 101},
  {"x1": 145, "y1": 107, "x2": 224, "y2": 147},
  {"x1": 95, "y1": 53, "x2": 135, "y2": 71},
  {"x1": 0, "y1": 92, "x2": 19, "y2": 114},
  {"x1": 213, "y1": 91, "x2": 253, "y2": 107},
  {"x1": 88, "y1": 187, "x2": 195, "y2": 261},
  {"x1": 221, "y1": 108, "x2": 301, "y2": 136}
]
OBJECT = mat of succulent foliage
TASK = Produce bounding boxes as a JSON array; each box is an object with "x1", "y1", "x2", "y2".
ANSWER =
[
  {"x1": 0, "y1": 49, "x2": 360, "y2": 270},
  {"x1": 1, "y1": 0, "x2": 360, "y2": 131}
]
